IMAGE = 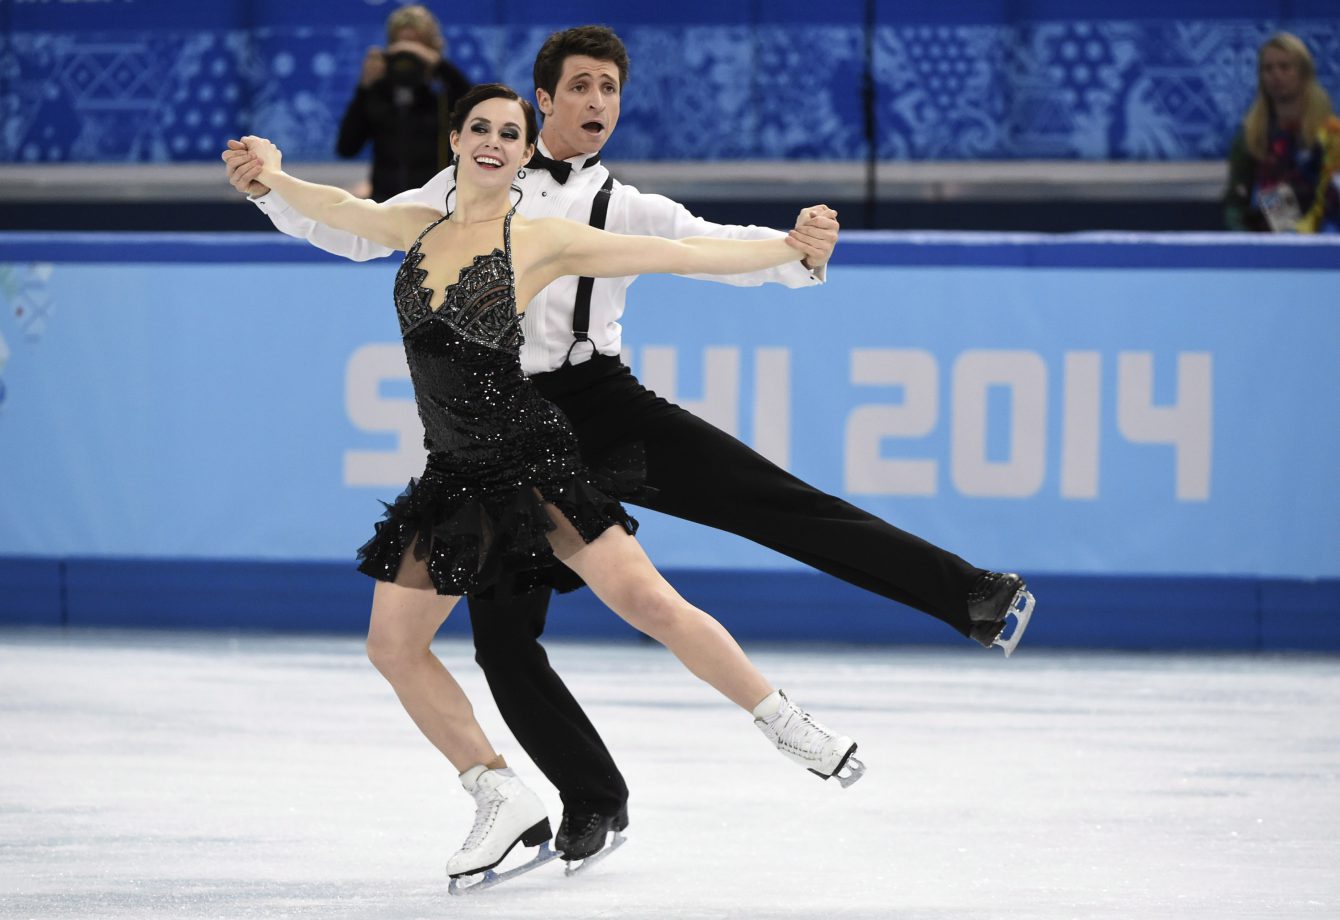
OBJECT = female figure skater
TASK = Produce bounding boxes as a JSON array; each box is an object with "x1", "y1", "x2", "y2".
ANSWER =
[{"x1": 239, "y1": 83, "x2": 861, "y2": 888}]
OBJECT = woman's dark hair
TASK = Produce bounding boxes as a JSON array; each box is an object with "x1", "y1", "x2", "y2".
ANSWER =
[
  {"x1": 532, "y1": 25, "x2": 629, "y2": 99},
  {"x1": 449, "y1": 83, "x2": 539, "y2": 146}
]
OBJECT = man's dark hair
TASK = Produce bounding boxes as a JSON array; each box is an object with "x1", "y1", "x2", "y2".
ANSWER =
[
  {"x1": 449, "y1": 83, "x2": 539, "y2": 146},
  {"x1": 532, "y1": 25, "x2": 629, "y2": 99}
]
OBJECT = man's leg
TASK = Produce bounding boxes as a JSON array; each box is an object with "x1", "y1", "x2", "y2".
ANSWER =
[
  {"x1": 538, "y1": 358, "x2": 981, "y2": 638},
  {"x1": 632, "y1": 407, "x2": 981, "y2": 636},
  {"x1": 466, "y1": 588, "x2": 628, "y2": 820}
]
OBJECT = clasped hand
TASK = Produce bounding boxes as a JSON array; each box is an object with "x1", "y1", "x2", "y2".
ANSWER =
[
  {"x1": 221, "y1": 137, "x2": 279, "y2": 197},
  {"x1": 786, "y1": 205, "x2": 840, "y2": 269}
]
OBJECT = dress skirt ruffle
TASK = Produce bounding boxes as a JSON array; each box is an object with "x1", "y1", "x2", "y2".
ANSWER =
[{"x1": 355, "y1": 460, "x2": 638, "y2": 599}]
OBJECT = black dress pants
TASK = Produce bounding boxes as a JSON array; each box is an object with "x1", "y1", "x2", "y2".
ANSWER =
[{"x1": 467, "y1": 355, "x2": 980, "y2": 816}]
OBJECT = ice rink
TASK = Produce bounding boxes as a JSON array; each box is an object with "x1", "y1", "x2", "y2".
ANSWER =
[{"x1": 2, "y1": 627, "x2": 1337, "y2": 919}]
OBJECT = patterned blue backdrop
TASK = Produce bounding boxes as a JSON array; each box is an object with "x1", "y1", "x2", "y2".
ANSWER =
[{"x1": 2, "y1": 2, "x2": 1338, "y2": 163}]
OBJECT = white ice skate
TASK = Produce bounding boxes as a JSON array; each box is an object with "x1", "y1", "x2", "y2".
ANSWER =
[
  {"x1": 446, "y1": 765, "x2": 558, "y2": 895},
  {"x1": 753, "y1": 690, "x2": 865, "y2": 788}
]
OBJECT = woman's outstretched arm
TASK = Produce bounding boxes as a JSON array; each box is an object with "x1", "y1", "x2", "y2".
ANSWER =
[
  {"x1": 523, "y1": 216, "x2": 811, "y2": 292},
  {"x1": 242, "y1": 135, "x2": 440, "y2": 252}
]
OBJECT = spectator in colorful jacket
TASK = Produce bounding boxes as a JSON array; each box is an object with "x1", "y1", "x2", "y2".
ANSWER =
[{"x1": 1223, "y1": 31, "x2": 1340, "y2": 233}]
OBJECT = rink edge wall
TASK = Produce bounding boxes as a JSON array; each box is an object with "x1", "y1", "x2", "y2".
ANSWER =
[{"x1": 1, "y1": 557, "x2": 1337, "y2": 652}]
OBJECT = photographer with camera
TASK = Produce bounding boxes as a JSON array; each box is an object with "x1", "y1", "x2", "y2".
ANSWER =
[{"x1": 336, "y1": 5, "x2": 472, "y2": 202}]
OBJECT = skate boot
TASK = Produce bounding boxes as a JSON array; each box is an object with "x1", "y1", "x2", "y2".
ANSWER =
[
  {"x1": 967, "y1": 571, "x2": 1036, "y2": 657},
  {"x1": 557, "y1": 803, "x2": 629, "y2": 876},
  {"x1": 753, "y1": 690, "x2": 865, "y2": 788},
  {"x1": 446, "y1": 765, "x2": 557, "y2": 894}
]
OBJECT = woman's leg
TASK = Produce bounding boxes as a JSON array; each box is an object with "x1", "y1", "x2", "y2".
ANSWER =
[
  {"x1": 365, "y1": 551, "x2": 498, "y2": 773},
  {"x1": 545, "y1": 514, "x2": 773, "y2": 712},
  {"x1": 547, "y1": 510, "x2": 864, "y2": 786}
]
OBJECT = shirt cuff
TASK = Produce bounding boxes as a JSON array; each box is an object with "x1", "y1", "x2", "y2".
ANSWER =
[
  {"x1": 781, "y1": 256, "x2": 825, "y2": 286},
  {"x1": 250, "y1": 189, "x2": 289, "y2": 214}
]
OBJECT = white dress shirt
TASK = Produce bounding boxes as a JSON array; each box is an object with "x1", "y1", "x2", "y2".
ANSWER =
[{"x1": 251, "y1": 140, "x2": 826, "y2": 375}]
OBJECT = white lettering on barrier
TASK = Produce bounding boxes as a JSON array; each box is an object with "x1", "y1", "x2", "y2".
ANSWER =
[
  {"x1": 635, "y1": 346, "x2": 794, "y2": 468},
  {"x1": 1116, "y1": 352, "x2": 1213, "y2": 501},
  {"x1": 950, "y1": 350, "x2": 1048, "y2": 498},
  {"x1": 343, "y1": 344, "x2": 425, "y2": 487},
  {"x1": 1060, "y1": 351, "x2": 1102, "y2": 499},
  {"x1": 640, "y1": 346, "x2": 740, "y2": 437},
  {"x1": 342, "y1": 344, "x2": 796, "y2": 487},
  {"x1": 846, "y1": 349, "x2": 1213, "y2": 500},
  {"x1": 753, "y1": 347, "x2": 792, "y2": 470},
  {"x1": 844, "y1": 348, "x2": 938, "y2": 495},
  {"x1": 340, "y1": 343, "x2": 1213, "y2": 501}
]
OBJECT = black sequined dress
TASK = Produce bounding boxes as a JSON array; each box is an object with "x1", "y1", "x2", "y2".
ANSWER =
[{"x1": 356, "y1": 211, "x2": 637, "y2": 597}]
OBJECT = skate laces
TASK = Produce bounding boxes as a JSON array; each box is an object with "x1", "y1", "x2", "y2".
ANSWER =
[
  {"x1": 967, "y1": 571, "x2": 1004, "y2": 604},
  {"x1": 560, "y1": 812, "x2": 600, "y2": 838},
  {"x1": 768, "y1": 703, "x2": 836, "y2": 759},
  {"x1": 459, "y1": 780, "x2": 503, "y2": 853}
]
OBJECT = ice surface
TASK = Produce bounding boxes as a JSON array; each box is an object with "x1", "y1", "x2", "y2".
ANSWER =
[{"x1": 2, "y1": 628, "x2": 1337, "y2": 919}]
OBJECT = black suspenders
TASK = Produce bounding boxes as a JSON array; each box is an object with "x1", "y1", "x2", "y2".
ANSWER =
[{"x1": 562, "y1": 175, "x2": 616, "y2": 367}]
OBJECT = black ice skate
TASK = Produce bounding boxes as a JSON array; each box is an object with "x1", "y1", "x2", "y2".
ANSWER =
[
  {"x1": 557, "y1": 804, "x2": 629, "y2": 877},
  {"x1": 967, "y1": 571, "x2": 1036, "y2": 657}
]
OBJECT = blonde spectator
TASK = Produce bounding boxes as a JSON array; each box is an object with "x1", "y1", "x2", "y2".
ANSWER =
[{"x1": 1224, "y1": 32, "x2": 1340, "y2": 233}]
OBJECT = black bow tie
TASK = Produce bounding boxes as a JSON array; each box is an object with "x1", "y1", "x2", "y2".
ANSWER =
[{"x1": 524, "y1": 151, "x2": 600, "y2": 185}]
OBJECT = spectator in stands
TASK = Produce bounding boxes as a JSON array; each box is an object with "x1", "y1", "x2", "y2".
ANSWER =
[
  {"x1": 1224, "y1": 32, "x2": 1340, "y2": 233},
  {"x1": 337, "y1": 4, "x2": 472, "y2": 202}
]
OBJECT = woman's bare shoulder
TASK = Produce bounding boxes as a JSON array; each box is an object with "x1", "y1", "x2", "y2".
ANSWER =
[
  {"x1": 389, "y1": 202, "x2": 447, "y2": 226},
  {"x1": 512, "y1": 214, "x2": 585, "y2": 240}
]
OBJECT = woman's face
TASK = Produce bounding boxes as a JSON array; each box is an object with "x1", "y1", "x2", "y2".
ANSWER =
[
  {"x1": 451, "y1": 97, "x2": 534, "y2": 190},
  {"x1": 1260, "y1": 46, "x2": 1304, "y2": 105}
]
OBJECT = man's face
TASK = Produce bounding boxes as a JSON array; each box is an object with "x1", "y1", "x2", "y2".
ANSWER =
[{"x1": 535, "y1": 55, "x2": 621, "y2": 160}]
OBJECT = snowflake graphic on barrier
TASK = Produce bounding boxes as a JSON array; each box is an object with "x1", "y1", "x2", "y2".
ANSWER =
[
  {"x1": 2, "y1": 263, "x2": 54, "y2": 341},
  {"x1": 0, "y1": 263, "x2": 56, "y2": 412}
]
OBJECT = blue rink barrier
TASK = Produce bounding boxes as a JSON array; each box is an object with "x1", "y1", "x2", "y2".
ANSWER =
[
  {"x1": 2, "y1": 557, "x2": 1338, "y2": 652},
  {"x1": 2, "y1": 230, "x2": 1339, "y2": 649}
]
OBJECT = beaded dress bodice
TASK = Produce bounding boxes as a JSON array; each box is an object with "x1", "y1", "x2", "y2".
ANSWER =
[
  {"x1": 388, "y1": 210, "x2": 549, "y2": 460},
  {"x1": 392, "y1": 211, "x2": 522, "y2": 351}
]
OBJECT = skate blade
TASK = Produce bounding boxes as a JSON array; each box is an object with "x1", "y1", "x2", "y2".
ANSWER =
[
  {"x1": 992, "y1": 588, "x2": 1036, "y2": 658},
  {"x1": 835, "y1": 755, "x2": 867, "y2": 788},
  {"x1": 564, "y1": 830, "x2": 627, "y2": 877},
  {"x1": 809, "y1": 744, "x2": 866, "y2": 788},
  {"x1": 448, "y1": 841, "x2": 559, "y2": 895}
]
